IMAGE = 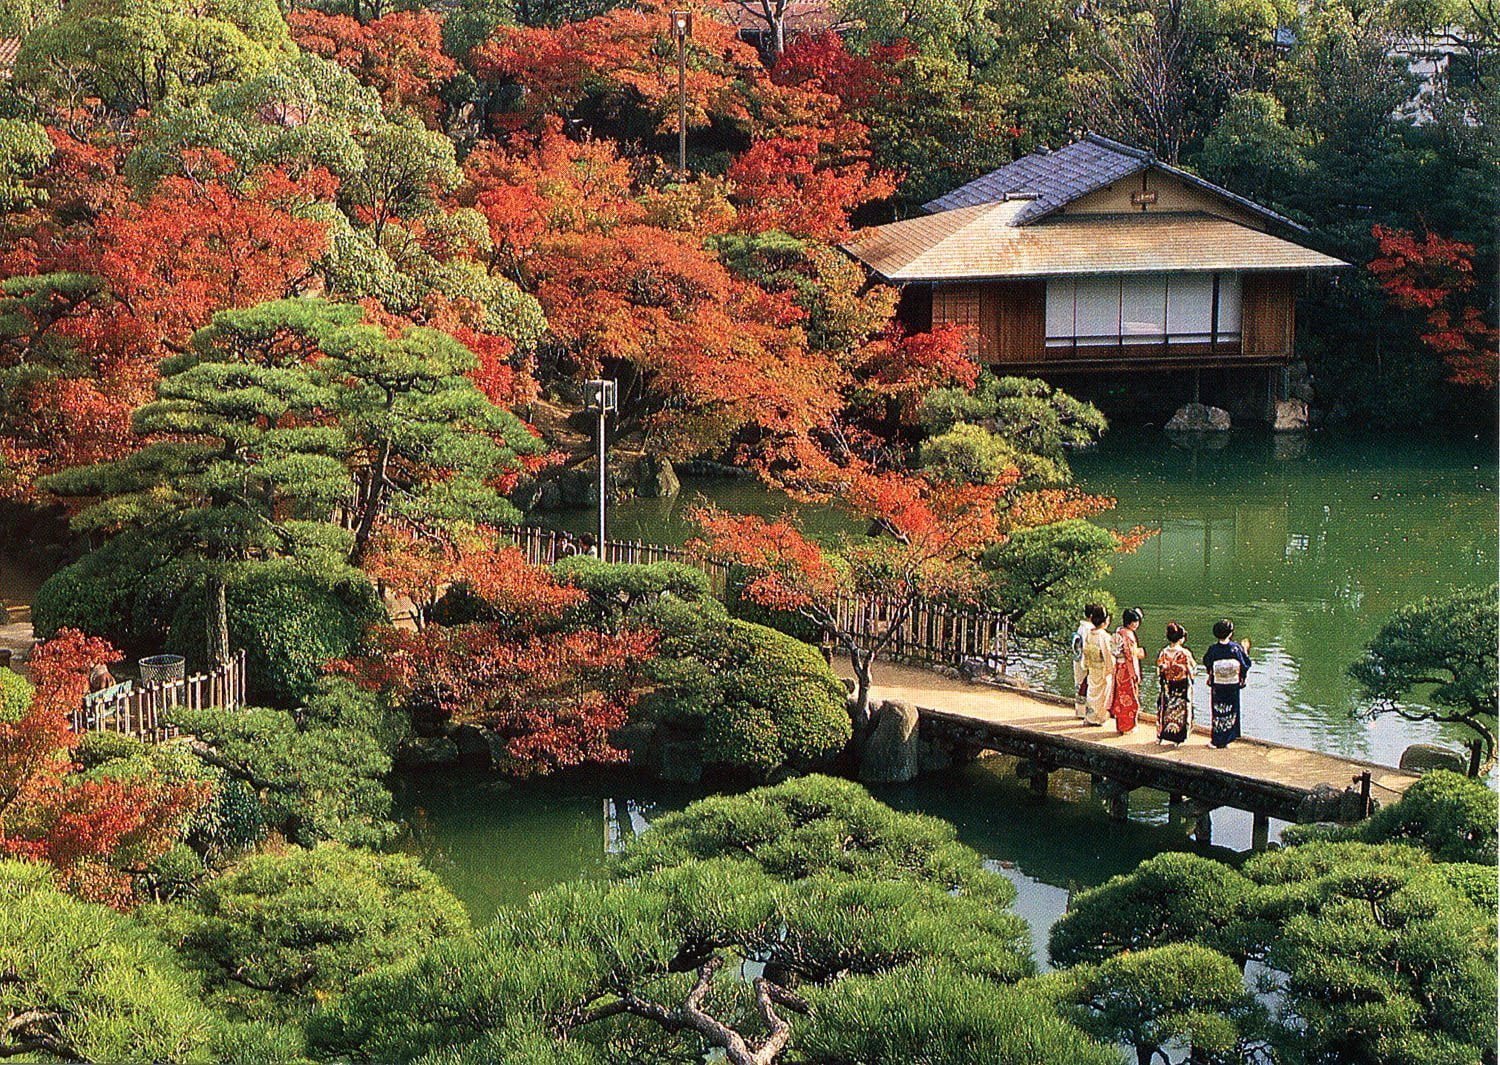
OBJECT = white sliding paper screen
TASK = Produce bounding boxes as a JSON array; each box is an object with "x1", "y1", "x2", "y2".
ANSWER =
[
  {"x1": 1073, "y1": 277, "x2": 1120, "y2": 345},
  {"x1": 1044, "y1": 278, "x2": 1076, "y2": 346},
  {"x1": 1043, "y1": 272, "x2": 1243, "y2": 349},
  {"x1": 1121, "y1": 275, "x2": 1167, "y2": 344},
  {"x1": 1166, "y1": 273, "x2": 1215, "y2": 343}
]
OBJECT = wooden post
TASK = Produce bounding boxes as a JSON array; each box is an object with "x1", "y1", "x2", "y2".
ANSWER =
[
  {"x1": 1252, "y1": 811, "x2": 1271, "y2": 851},
  {"x1": 1195, "y1": 809, "x2": 1214, "y2": 844},
  {"x1": 1356, "y1": 771, "x2": 1373, "y2": 818}
]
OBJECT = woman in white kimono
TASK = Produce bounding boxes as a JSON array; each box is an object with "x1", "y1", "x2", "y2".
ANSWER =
[
  {"x1": 1071, "y1": 606, "x2": 1097, "y2": 719},
  {"x1": 1080, "y1": 604, "x2": 1115, "y2": 726}
]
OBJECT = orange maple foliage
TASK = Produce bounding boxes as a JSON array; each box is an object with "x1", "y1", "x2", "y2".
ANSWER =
[
  {"x1": 2, "y1": 631, "x2": 209, "y2": 906},
  {"x1": 470, "y1": 1, "x2": 762, "y2": 133},
  {"x1": 727, "y1": 128, "x2": 897, "y2": 241},
  {"x1": 86, "y1": 152, "x2": 335, "y2": 351},
  {"x1": 290, "y1": 10, "x2": 459, "y2": 128}
]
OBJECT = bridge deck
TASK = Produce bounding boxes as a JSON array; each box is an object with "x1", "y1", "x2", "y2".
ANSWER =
[{"x1": 852, "y1": 661, "x2": 1420, "y2": 821}]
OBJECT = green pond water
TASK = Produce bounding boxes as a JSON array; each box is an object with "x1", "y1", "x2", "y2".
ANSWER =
[{"x1": 400, "y1": 427, "x2": 1497, "y2": 953}]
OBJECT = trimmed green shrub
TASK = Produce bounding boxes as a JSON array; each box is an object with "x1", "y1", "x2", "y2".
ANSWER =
[
  {"x1": 166, "y1": 560, "x2": 383, "y2": 706},
  {"x1": 0, "y1": 858, "x2": 221, "y2": 1062},
  {"x1": 725, "y1": 561, "x2": 823, "y2": 643},
  {"x1": 639, "y1": 602, "x2": 851, "y2": 779},
  {"x1": 147, "y1": 844, "x2": 468, "y2": 1020},
  {"x1": 31, "y1": 532, "x2": 177, "y2": 651},
  {"x1": 0, "y1": 667, "x2": 32, "y2": 722},
  {"x1": 1283, "y1": 769, "x2": 1498, "y2": 865}
]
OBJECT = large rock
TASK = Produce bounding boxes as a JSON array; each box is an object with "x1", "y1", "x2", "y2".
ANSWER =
[
  {"x1": 635, "y1": 455, "x2": 681, "y2": 499},
  {"x1": 1272, "y1": 399, "x2": 1309, "y2": 432},
  {"x1": 858, "y1": 699, "x2": 921, "y2": 784},
  {"x1": 451, "y1": 725, "x2": 493, "y2": 769},
  {"x1": 1399, "y1": 742, "x2": 1470, "y2": 776},
  {"x1": 1165, "y1": 403, "x2": 1231, "y2": 432},
  {"x1": 393, "y1": 736, "x2": 460, "y2": 771}
]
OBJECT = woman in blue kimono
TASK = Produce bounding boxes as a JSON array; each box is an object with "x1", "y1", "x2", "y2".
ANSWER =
[{"x1": 1200, "y1": 618, "x2": 1252, "y2": 748}]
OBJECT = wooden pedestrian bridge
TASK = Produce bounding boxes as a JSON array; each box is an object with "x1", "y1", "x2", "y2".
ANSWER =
[{"x1": 851, "y1": 661, "x2": 1422, "y2": 841}]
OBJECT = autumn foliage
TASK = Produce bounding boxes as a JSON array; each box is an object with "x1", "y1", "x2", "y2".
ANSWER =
[
  {"x1": 1369, "y1": 224, "x2": 1498, "y2": 390},
  {"x1": 338, "y1": 555, "x2": 652, "y2": 776},
  {"x1": 1, "y1": 631, "x2": 208, "y2": 906}
]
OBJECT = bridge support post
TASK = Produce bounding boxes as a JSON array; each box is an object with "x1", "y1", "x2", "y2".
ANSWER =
[
  {"x1": 1168, "y1": 793, "x2": 1185, "y2": 807},
  {"x1": 1015, "y1": 759, "x2": 1051, "y2": 797},
  {"x1": 1195, "y1": 809, "x2": 1214, "y2": 844},
  {"x1": 1031, "y1": 770, "x2": 1049, "y2": 796},
  {"x1": 1252, "y1": 812, "x2": 1271, "y2": 851},
  {"x1": 1098, "y1": 779, "x2": 1133, "y2": 822}
]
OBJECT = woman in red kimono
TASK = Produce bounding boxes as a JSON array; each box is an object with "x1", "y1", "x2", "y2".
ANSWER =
[{"x1": 1109, "y1": 607, "x2": 1145, "y2": 733}]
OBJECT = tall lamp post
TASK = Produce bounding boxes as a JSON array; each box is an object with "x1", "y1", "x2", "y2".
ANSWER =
[
  {"x1": 583, "y1": 379, "x2": 617, "y2": 551},
  {"x1": 670, "y1": 10, "x2": 693, "y2": 175}
]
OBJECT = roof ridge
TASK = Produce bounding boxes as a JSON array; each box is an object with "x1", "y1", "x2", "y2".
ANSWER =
[{"x1": 1081, "y1": 132, "x2": 1155, "y2": 162}]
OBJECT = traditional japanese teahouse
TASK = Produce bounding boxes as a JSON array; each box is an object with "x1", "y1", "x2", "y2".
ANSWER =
[{"x1": 842, "y1": 133, "x2": 1348, "y2": 417}]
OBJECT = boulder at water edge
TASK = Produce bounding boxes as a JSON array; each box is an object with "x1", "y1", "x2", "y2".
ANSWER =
[
  {"x1": 1272, "y1": 399, "x2": 1309, "y2": 432},
  {"x1": 1399, "y1": 742, "x2": 1469, "y2": 776},
  {"x1": 635, "y1": 455, "x2": 681, "y2": 498},
  {"x1": 858, "y1": 699, "x2": 921, "y2": 784},
  {"x1": 1165, "y1": 403, "x2": 1231, "y2": 432}
]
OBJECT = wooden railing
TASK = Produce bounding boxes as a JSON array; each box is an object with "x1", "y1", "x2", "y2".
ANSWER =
[
  {"x1": 504, "y1": 526, "x2": 1011, "y2": 673},
  {"x1": 72, "y1": 650, "x2": 248, "y2": 743}
]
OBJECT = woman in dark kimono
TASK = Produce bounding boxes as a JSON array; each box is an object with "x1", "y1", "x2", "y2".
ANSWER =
[
  {"x1": 1201, "y1": 618, "x2": 1252, "y2": 748},
  {"x1": 1154, "y1": 622, "x2": 1195, "y2": 745}
]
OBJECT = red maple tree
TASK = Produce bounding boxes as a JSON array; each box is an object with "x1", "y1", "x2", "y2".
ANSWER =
[
  {"x1": 337, "y1": 554, "x2": 652, "y2": 776},
  {"x1": 290, "y1": 10, "x2": 458, "y2": 129},
  {"x1": 1369, "y1": 224, "x2": 1498, "y2": 390},
  {"x1": 1, "y1": 630, "x2": 209, "y2": 906}
]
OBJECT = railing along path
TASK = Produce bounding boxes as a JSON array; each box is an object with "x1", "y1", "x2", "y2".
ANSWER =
[
  {"x1": 503, "y1": 526, "x2": 1011, "y2": 672},
  {"x1": 72, "y1": 650, "x2": 248, "y2": 743}
]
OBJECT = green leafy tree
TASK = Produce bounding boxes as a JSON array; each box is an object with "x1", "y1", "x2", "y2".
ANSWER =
[
  {"x1": 0, "y1": 120, "x2": 52, "y2": 212},
  {"x1": 1245, "y1": 840, "x2": 1497, "y2": 1065},
  {"x1": 145, "y1": 844, "x2": 467, "y2": 1019},
  {"x1": 1048, "y1": 851, "x2": 1255, "y2": 968},
  {"x1": 919, "y1": 373, "x2": 1108, "y2": 487},
  {"x1": 1056, "y1": 943, "x2": 1263, "y2": 1065},
  {"x1": 1283, "y1": 769, "x2": 1499, "y2": 865},
  {"x1": 1349, "y1": 583, "x2": 1498, "y2": 775},
  {"x1": 0, "y1": 858, "x2": 281, "y2": 1062},
  {"x1": 40, "y1": 311, "x2": 352, "y2": 667},
  {"x1": 1194, "y1": 90, "x2": 1314, "y2": 209},
  {"x1": 14, "y1": 0, "x2": 293, "y2": 115},
  {"x1": 978, "y1": 519, "x2": 1120, "y2": 639}
]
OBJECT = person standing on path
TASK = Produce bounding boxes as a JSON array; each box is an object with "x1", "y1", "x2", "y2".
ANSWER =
[
  {"x1": 1202, "y1": 618, "x2": 1252, "y2": 748},
  {"x1": 1071, "y1": 606, "x2": 1097, "y2": 719},
  {"x1": 1081, "y1": 604, "x2": 1115, "y2": 726},
  {"x1": 1154, "y1": 622, "x2": 1196, "y2": 745},
  {"x1": 1109, "y1": 607, "x2": 1145, "y2": 733}
]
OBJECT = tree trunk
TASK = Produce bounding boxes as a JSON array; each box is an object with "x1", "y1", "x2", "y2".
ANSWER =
[
  {"x1": 1468, "y1": 736, "x2": 1484, "y2": 777},
  {"x1": 849, "y1": 649, "x2": 874, "y2": 738},
  {"x1": 206, "y1": 569, "x2": 231, "y2": 671}
]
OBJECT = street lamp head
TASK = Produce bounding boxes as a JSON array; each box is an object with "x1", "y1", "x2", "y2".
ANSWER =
[
  {"x1": 583, "y1": 378, "x2": 618, "y2": 413},
  {"x1": 670, "y1": 9, "x2": 693, "y2": 37}
]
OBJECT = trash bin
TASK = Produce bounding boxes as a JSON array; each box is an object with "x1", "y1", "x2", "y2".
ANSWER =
[{"x1": 139, "y1": 654, "x2": 187, "y2": 687}]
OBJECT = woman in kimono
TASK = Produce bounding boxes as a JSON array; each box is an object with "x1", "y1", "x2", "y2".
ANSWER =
[
  {"x1": 1109, "y1": 607, "x2": 1145, "y2": 733},
  {"x1": 1080, "y1": 604, "x2": 1115, "y2": 726},
  {"x1": 1201, "y1": 618, "x2": 1252, "y2": 748},
  {"x1": 1154, "y1": 622, "x2": 1195, "y2": 745},
  {"x1": 1071, "y1": 606, "x2": 1098, "y2": 719}
]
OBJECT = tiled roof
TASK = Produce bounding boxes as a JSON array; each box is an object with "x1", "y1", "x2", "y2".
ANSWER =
[
  {"x1": 0, "y1": 37, "x2": 20, "y2": 76},
  {"x1": 841, "y1": 209, "x2": 1349, "y2": 282},
  {"x1": 923, "y1": 132, "x2": 1304, "y2": 232}
]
